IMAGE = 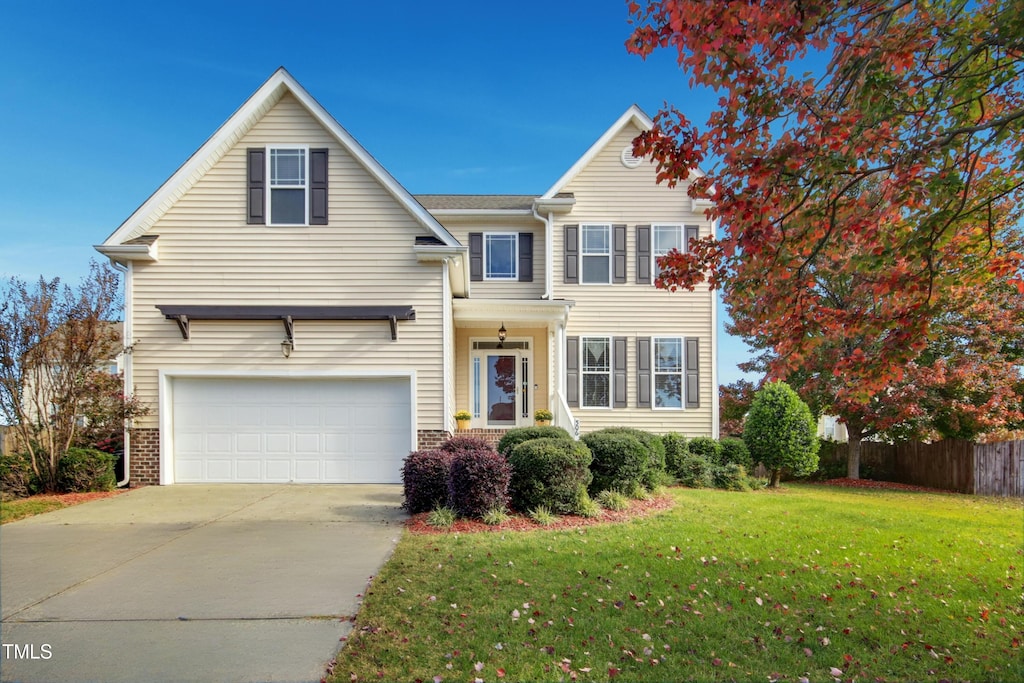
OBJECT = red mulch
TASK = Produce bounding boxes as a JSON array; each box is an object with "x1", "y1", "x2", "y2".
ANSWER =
[
  {"x1": 814, "y1": 478, "x2": 960, "y2": 494},
  {"x1": 27, "y1": 489, "x2": 128, "y2": 506},
  {"x1": 406, "y1": 495, "x2": 675, "y2": 535}
]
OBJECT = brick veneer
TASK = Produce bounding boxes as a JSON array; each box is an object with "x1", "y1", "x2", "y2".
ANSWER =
[
  {"x1": 416, "y1": 429, "x2": 453, "y2": 451},
  {"x1": 128, "y1": 427, "x2": 160, "y2": 486},
  {"x1": 449, "y1": 428, "x2": 508, "y2": 449}
]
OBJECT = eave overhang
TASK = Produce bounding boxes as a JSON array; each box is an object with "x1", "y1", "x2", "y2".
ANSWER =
[{"x1": 413, "y1": 245, "x2": 470, "y2": 298}]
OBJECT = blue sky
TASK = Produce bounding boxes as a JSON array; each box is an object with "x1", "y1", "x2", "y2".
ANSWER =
[{"x1": 0, "y1": 0, "x2": 757, "y2": 385}]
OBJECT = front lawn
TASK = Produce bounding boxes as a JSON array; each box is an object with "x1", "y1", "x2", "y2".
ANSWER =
[
  {"x1": 0, "y1": 490, "x2": 124, "y2": 524},
  {"x1": 334, "y1": 484, "x2": 1022, "y2": 682}
]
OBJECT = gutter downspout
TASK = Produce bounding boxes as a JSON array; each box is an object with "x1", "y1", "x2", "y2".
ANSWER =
[
  {"x1": 710, "y1": 217, "x2": 721, "y2": 439},
  {"x1": 109, "y1": 259, "x2": 132, "y2": 488},
  {"x1": 532, "y1": 206, "x2": 554, "y2": 300}
]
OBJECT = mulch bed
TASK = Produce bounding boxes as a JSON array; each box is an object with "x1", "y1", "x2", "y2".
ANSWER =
[
  {"x1": 406, "y1": 495, "x2": 675, "y2": 535},
  {"x1": 23, "y1": 489, "x2": 128, "y2": 506},
  {"x1": 814, "y1": 478, "x2": 960, "y2": 494}
]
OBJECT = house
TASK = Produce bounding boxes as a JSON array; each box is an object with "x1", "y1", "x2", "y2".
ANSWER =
[{"x1": 95, "y1": 68, "x2": 718, "y2": 486}]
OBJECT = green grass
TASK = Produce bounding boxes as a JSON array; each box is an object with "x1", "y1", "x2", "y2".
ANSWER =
[
  {"x1": 334, "y1": 485, "x2": 1023, "y2": 682},
  {"x1": 0, "y1": 497, "x2": 65, "y2": 523}
]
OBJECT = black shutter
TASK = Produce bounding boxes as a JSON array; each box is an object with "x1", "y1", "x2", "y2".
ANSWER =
[
  {"x1": 518, "y1": 232, "x2": 533, "y2": 282},
  {"x1": 685, "y1": 224, "x2": 700, "y2": 252},
  {"x1": 685, "y1": 337, "x2": 700, "y2": 408},
  {"x1": 309, "y1": 148, "x2": 328, "y2": 225},
  {"x1": 613, "y1": 336, "x2": 627, "y2": 408},
  {"x1": 637, "y1": 337, "x2": 651, "y2": 408},
  {"x1": 469, "y1": 233, "x2": 483, "y2": 281},
  {"x1": 636, "y1": 225, "x2": 651, "y2": 283},
  {"x1": 566, "y1": 336, "x2": 580, "y2": 408},
  {"x1": 613, "y1": 224, "x2": 627, "y2": 283},
  {"x1": 247, "y1": 148, "x2": 266, "y2": 225},
  {"x1": 564, "y1": 225, "x2": 579, "y2": 284}
]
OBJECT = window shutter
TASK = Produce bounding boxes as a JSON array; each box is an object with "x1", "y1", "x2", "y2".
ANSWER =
[
  {"x1": 565, "y1": 336, "x2": 579, "y2": 407},
  {"x1": 518, "y1": 232, "x2": 533, "y2": 282},
  {"x1": 636, "y1": 225, "x2": 651, "y2": 283},
  {"x1": 564, "y1": 225, "x2": 579, "y2": 284},
  {"x1": 613, "y1": 336, "x2": 627, "y2": 408},
  {"x1": 637, "y1": 337, "x2": 651, "y2": 408},
  {"x1": 613, "y1": 224, "x2": 627, "y2": 283},
  {"x1": 309, "y1": 148, "x2": 328, "y2": 225},
  {"x1": 247, "y1": 148, "x2": 266, "y2": 225},
  {"x1": 469, "y1": 233, "x2": 483, "y2": 281},
  {"x1": 685, "y1": 224, "x2": 700, "y2": 252},
  {"x1": 685, "y1": 337, "x2": 700, "y2": 408}
]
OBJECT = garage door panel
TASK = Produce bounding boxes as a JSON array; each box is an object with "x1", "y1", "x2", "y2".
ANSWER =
[{"x1": 172, "y1": 377, "x2": 410, "y2": 483}]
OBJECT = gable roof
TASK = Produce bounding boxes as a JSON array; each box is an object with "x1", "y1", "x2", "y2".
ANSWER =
[{"x1": 98, "y1": 67, "x2": 459, "y2": 250}]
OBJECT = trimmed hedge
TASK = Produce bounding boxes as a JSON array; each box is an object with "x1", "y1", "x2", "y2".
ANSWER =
[
  {"x1": 0, "y1": 453, "x2": 39, "y2": 500},
  {"x1": 401, "y1": 449, "x2": 454, "y2": 513},
  {"x1": 719, "y1": 436, "x2": 753, "y2": 469},
  {"x1": 57, "y1": 447, "x2": 116, "y2": 493},
  {"x1": 713, "y1": 462, "x2": 751, "y2": 491},
  {"x1": 661, "y1": 432, "x2": 688, "y2": 478},
  {"x1": 583, "y1": 430, "x2": 649, "y2": 494},
  {"x1": 598, "y1": 427, "x2": 666, "y2": 488},
  {"x1": 676, "y1": 451, "x2": 714, "y2": 489},
  {"x1": 508, "y1": 438, "x2": 592, "y2": 514},
  {"x1": 440, "y1": 435, "x2": 494, "y2": 456},
  {"x1": 687, "y1": 436, "x2": 724, "y2": 465},
  {"x1": 496, "y1": 426, "x2": 572, "y2": 457},
  {"x1": 448, "y1": 449, "x2": 512, "y2": 518}
]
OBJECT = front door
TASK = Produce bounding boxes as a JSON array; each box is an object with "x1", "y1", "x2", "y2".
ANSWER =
[{"x1": 471, "y1": 340, "x2": 531, "y2": 427}]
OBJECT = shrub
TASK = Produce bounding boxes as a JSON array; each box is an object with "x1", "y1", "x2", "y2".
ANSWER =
[
  {"x1": 661, "y1": 432, "x2": 688, "y2": 477},
  {"x1": 583, "y1": 430, "x2": 649, "y2": 495},
  {"x1": 744, "y1": 381, "x2": 819, "y2": 487},
  {"x1": 482, "y1": 507, "x2": 509, "y2": 525},
  {"x1": 713, "y1": 463, "x2": 751, "y2": 491},
  {"x1": 401, "y1": 449, "x2": 454, "y2": 513},
  {"x1": 687, "y1": 436, "x2": 724, "y2": 465},
  {"x1": 0, "y1": 453, "x2": 40, "y2": 500},
  {"x1": 596, "y1": 489, "x2": 630, "y2": 511},
  {"x1": 426, "y1": 506, "x2": 456, "y2": 528},
  {"x1": 448, "y1": 449, "x2": 511, "y2": 518},
  {"x1": 440, "y1": 435, "x2": 494, "y2": 457},
  {"x1": 56, "y1": 447, "x2": 116, "y2": 493},
  {"x1": 496, "y1": 426, "x2": 572, "y2": 457},
  {"x1": 676, "y1": 451, "x2": 714, "y2": 489},
  {"x1": 719, "y1": 436, "x2": 753, "y2": 469},
  {"x1": 575, "y1": 493, "x2": 602, "y2": 518},
  {"x1": 529, "y1": 505, "x2": 557, "y2": 526},
  {"x1": 598, "y1": 427, "x2": 667, "y2": 488},
  {"x1": 507, "y1": 438, "x2": 592, "y2": 514}
]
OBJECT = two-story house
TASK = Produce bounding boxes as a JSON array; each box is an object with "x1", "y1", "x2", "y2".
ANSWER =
[{"x1": 96, "y1": 68, "x2": 718, "y2": 486}]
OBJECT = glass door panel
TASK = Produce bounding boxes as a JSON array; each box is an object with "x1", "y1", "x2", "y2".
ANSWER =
[{"x1": 487, "y1": 355, "x2": 517, "y2": 425}]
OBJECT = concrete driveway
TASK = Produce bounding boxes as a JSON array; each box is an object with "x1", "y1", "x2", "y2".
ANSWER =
[{"x1": 1, "y1": 485, "x2": 406, "y2": 683}]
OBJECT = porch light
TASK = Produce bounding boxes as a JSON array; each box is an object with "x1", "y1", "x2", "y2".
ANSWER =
[
  {"x1": 497, "y1": 322, "x2": 507, "y2": 348},
  {"x1": 281, "y1": 339, "x2": 293, "y2": 358}
]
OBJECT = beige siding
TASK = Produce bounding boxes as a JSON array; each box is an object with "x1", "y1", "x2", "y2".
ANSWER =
[
  {"x1": 440, "y1": 217, "x2": 546, "y2": 300},
  {"x1": 130, "y1": 94, "x2": 444, "y2": 431},
  {"x1": 553, "y1": 122, "x2": 715, "y2": 436}
]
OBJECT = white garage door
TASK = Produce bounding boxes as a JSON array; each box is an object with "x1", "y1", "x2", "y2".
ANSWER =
[{"x1": 171, "y1": 377, "x2": 411, "y2": 484}]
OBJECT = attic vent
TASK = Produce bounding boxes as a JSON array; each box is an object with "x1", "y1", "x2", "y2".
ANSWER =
[{"x1": 620, "y1": 146, "x2": 643, "y2": 168}]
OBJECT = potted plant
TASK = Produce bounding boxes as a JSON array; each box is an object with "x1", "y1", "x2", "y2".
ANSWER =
[
  {"x1": 454, "y1": 410, "x2": 472, "y2": 430},
  {"x1": 534, "y1": 408, "x2": 553, "y2": 426}
]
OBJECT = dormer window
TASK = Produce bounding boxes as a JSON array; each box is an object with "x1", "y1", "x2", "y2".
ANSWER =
[{"x1": 269, "y1": 147, "x2": 307, "y2": 225}]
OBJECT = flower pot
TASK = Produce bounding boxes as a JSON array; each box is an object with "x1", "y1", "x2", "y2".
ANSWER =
[
  {"x1": 535, "y1": 419, "x2": 550, "y2": 426},
  {"x1": 456, "y1": 419, "x2": 471, "y2": 431}
]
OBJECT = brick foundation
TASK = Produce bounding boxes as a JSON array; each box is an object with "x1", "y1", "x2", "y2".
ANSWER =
[
  {"x1": 449, "y1": 428, "x2": 509, "y2": 449},
  {"x1": 416, "y1": 429, "x2": 453, "y2": 450},
  {"x1": 128, "y1": 427, "x2": 160, "y2": 486}
]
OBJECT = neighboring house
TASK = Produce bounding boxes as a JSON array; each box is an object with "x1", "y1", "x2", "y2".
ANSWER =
[
  {"x1": 95, "y1": 68, "x2": 718, "y2": 486},
  {"x1": 818, "y1": 415, "x2": 849, "y2": 442}
]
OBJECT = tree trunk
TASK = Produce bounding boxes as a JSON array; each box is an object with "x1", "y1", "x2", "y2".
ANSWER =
[
  {"x1": 847, "y1": 433, "x2": 862, "y2": 480},
  {"x1": 770, "y1": 468, "x2": 782, "y2": 488}
]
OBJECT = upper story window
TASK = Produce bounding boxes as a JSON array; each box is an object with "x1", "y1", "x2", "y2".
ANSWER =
[
  {"x1": 653, "y1": 337, "x2": 684, "y2": 408},
  {"x1": 654, "y1": 225, "x2": 683, "y2": 279},
  {"x1": 269, "y1": 147, "x2": 308, "y2": 225},
  {"x1": 485, "y1": 233, "x2": 518, "y2": 280},
  {"x1": 581, "y1": 336, "x2": 611, "y2": 408},
  {"x1": 581, "y1": 224, "x2": 611, "y2": 284}
]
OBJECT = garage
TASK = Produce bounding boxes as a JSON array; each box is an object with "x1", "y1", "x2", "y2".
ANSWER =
[{"x1": 170, "y1": 376, "x2": 412, "y2": 483}]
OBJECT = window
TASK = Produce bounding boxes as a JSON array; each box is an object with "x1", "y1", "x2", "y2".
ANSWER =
[
  {"x1": 653, "y1": 225, "x2": 683, "y2": 279},
  {"x1": 581, "y1": 337, "x2": 611, "y2": 407},
  {"x1": 269, "y1": 147, "x2": 307, "y2": 225},
  {"x1": 581, "y1": 224, "x2": 611, "y2": 284},
  {"x1": 484, "y1": 233, "x2": 518, "y2": 279},
  {"x1": 653, "y1": 337, "x2": 684, "y2": 408}
]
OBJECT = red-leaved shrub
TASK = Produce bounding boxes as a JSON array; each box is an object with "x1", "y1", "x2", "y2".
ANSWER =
[
  {"x1": 401, "y1": 449, "x2": 454, "y2": 513},
  {"x1": 447, "y1": 448, "x2": 511, "y2": 518}
]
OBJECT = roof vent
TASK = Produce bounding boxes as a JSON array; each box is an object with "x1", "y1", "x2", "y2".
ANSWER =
[{"x1": 620, "y1": 146, "x2": 643, "y2": 168}]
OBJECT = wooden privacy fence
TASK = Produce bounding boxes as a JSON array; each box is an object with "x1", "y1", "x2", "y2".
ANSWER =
[{"x1": 832, "y1": 439, "x2": 1024, "y2": 497}]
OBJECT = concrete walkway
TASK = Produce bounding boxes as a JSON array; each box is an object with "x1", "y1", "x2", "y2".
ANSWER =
[{"x1": 1, "y1": 485, "x2": 406, "y2": 683}]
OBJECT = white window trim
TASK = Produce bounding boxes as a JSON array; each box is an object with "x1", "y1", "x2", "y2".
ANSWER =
[
  {"x1": 266, "y1": 144, "x2": 310, "y2": 227},
  {"x1": 580, "y1": 223, "x2": 612, "y2": 285},
  {"x1": 652, "y1": 224, "x2": 684, "y2": 285},
  {"x1": 483, "y1": 232, "x2": 519, "y2": 281},
  {"x1": 652, "y1": 336, "x2": 685, "y2": 410},
  {"x1": 580, "y1": 335, "x2": 612, "y2": 409}
]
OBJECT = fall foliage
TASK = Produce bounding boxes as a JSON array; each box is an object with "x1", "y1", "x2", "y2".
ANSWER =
[{"x1": 628, "y1": 0, "x2": 1024, "y2": 474}]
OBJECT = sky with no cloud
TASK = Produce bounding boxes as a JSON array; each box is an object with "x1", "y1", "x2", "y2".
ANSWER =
[{"x1": 0, "y1": 0, "x2": 759, "y2": 385}]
